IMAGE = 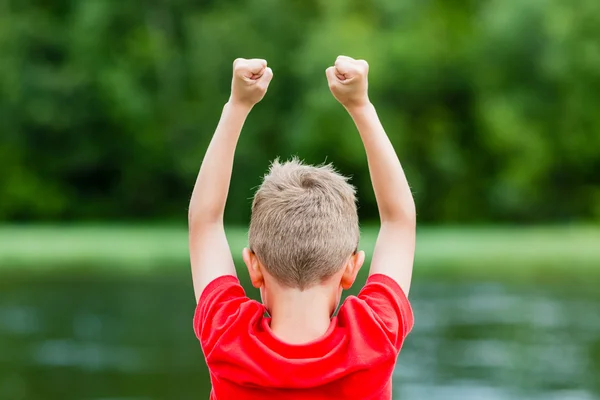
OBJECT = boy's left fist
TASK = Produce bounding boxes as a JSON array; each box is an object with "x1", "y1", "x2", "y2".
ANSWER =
[
  {"x1": 326, "y1": 56, "x2": 370, "y2": 110},
  {"x1": 230, "y1": 58, "x2": 273, "y2": 107}
]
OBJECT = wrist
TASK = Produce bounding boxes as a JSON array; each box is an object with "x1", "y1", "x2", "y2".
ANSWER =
[
  {"x1": 345, "y1": 101, "x2": 374, "y2": 117},
  {"x1": 226, "y1": 98, "x2": 254, "y2": 114}
]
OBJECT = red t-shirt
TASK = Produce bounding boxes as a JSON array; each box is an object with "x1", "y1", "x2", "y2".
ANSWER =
[{"x1": 193, "y1": 274, "x2": 414, "y2": 400}]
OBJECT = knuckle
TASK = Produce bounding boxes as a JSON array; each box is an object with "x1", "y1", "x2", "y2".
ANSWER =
[
  {"x1": 336, "y1": 61, "x2": 347, "y2": 70},
  {"x1": 335, "y1": 56, "x2": 346, "y2": 64}
]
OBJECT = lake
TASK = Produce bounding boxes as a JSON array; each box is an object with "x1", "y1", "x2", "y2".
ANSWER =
[{"x1": 1, "y1": 268, "x2": 599, "y2": 400}]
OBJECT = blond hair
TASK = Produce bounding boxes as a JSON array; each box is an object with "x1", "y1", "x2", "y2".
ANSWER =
[{"x1": 249, "y1": 158, "x2": 359, "y2": 290}]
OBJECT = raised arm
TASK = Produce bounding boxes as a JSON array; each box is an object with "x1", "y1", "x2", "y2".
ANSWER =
[
  {"x1": 326, "y1": 56, "x2": 416, "y2": 295},
  {"x1": 189, "y1": 58, "x2": 273, "y2": 302}
]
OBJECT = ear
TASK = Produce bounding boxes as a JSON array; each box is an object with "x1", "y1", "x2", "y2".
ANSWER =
[
  {"x1": 341, "y1": 250, "x2": 365, "y2": 290},
  {"x1": 243, "y1": 248, "x2": 264, "y2": 289}
]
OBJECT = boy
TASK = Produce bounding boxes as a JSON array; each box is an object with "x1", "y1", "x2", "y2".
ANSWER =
[{"x1": 188, "y1": 56, "x2": 416, "y2": 400}]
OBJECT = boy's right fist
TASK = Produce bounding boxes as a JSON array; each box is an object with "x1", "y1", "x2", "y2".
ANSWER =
[
  {"x1": 326, "y1": 56, "x2": 370, "y2": 109},
  {"x1": 230, "y1": 58, "x2": 273, "y2": 107}
]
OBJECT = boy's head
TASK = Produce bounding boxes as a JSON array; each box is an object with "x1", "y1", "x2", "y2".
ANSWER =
[{"x1": 246, "y1": 158, "x2": 361, "y2": 292}]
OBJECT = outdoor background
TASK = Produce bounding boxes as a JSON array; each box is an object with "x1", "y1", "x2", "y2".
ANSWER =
[{"x1": 1, "y1": 0, "x2": 599, "y2": 399}]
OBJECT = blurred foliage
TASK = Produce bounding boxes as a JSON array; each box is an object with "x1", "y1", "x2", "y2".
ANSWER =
[{"x1": 1, "y1": 0, "x2": 599, "y2": 223}]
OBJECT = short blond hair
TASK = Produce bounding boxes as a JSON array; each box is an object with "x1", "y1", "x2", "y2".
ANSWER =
[{"x1": 249, "y1": 158, "x2": 359, "y2": 290}]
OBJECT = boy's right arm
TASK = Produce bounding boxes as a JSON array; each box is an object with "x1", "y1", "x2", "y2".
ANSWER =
[{"x1": 326, "y1": 56, "x2": 416, "y2": 296}]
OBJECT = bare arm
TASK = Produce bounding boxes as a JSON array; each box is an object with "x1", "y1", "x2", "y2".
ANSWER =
[
  {"x1": 189, "y1": 58, "x2": 273, "y2": 302},
  {"x1": 326, "y1": 56, "x2": 416, "y2": 295},
  {"x1": 348, "y1": 103, "x2": 416, "y2": 295}
]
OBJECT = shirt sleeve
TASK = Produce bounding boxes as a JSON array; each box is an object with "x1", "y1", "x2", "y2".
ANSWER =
[
  {"x1": 193, "y1": 275, "x2": 250, "y2": 357},
  {"x1": 356, "y1": 273, "x2": 414, "y2": 350}
]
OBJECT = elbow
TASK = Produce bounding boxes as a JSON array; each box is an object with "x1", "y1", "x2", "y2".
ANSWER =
[
  {"x1": 188, "y1": 205, "x2": 222, "y2": 228},
  {"x1": 406, "y1": 200, "x2": 417, "y2": 225},
  {"x1": 381, "y1": 201, "x2": 417, "y2": 227},
  {"x1": 397, "y1": 209, "x2": 417, "y2": 228}
]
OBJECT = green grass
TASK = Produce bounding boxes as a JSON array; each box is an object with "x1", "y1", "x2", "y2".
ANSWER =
[{"x1": 1, "y1": 225, "x2": 599, "y2": 281}]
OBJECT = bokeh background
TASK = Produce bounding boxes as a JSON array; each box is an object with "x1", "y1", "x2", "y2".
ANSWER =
[{"x1": 1, "y1": 0, "x2": 600, "y2": 399}]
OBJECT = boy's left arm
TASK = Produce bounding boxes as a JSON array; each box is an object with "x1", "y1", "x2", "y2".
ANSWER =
[{"x1": 188, "y1": 58, "x2": 273, "y2": 302}]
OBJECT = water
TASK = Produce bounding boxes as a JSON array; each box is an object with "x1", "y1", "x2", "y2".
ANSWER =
[{"x1": 0, "y1": 269, "x2": 598, "y2": 400}]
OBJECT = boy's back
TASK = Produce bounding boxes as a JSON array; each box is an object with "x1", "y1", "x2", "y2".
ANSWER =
[
  {"x1": 195, "y1": 274, "x2": 413, "y2": 399},
  {"x1": 188, "y1": 56, "x2": 416, "y2": 399}
]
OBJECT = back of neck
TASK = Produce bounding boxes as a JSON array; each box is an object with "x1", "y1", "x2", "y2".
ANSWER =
[{"x1": 268, "y1": 286, "x2": 334, "y2": 344}]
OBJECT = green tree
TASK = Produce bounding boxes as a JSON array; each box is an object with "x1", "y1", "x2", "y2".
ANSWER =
[{"x1": 0, "y1": 0, "x2": 598, "y2": 223}]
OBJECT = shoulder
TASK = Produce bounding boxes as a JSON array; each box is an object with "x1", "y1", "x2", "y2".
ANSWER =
[
  {"x1": 193, "y1": 276, "x2": 263, "y2": 352},
  {"x1": 339, "y1": 274, "x2": 414, "y2": 350},
  {"x1": 344, "y1": 274, "x2": 411, "y2": 310},
  {"x1": 195, "y1": 275, "x2": 261, "y2": 321},
  {"x1": 198, "y1": 275, "x2": 245, "y2": 305},
  {"x1": 357, "y1": 274, "x2": 411, "y2": 306}
]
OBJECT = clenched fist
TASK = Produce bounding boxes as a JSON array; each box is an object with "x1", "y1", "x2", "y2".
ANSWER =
[
  {"x1": 230, "y1": 58, "x2": 273, "y2": 107},
  {"x1": 326, "y1": 56, "x2": 370, "y2": 109}
]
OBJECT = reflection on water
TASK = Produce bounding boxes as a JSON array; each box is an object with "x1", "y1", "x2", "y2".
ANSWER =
[{"x1": 0, "y1": 270, "x2": 598, "y2": 400}]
